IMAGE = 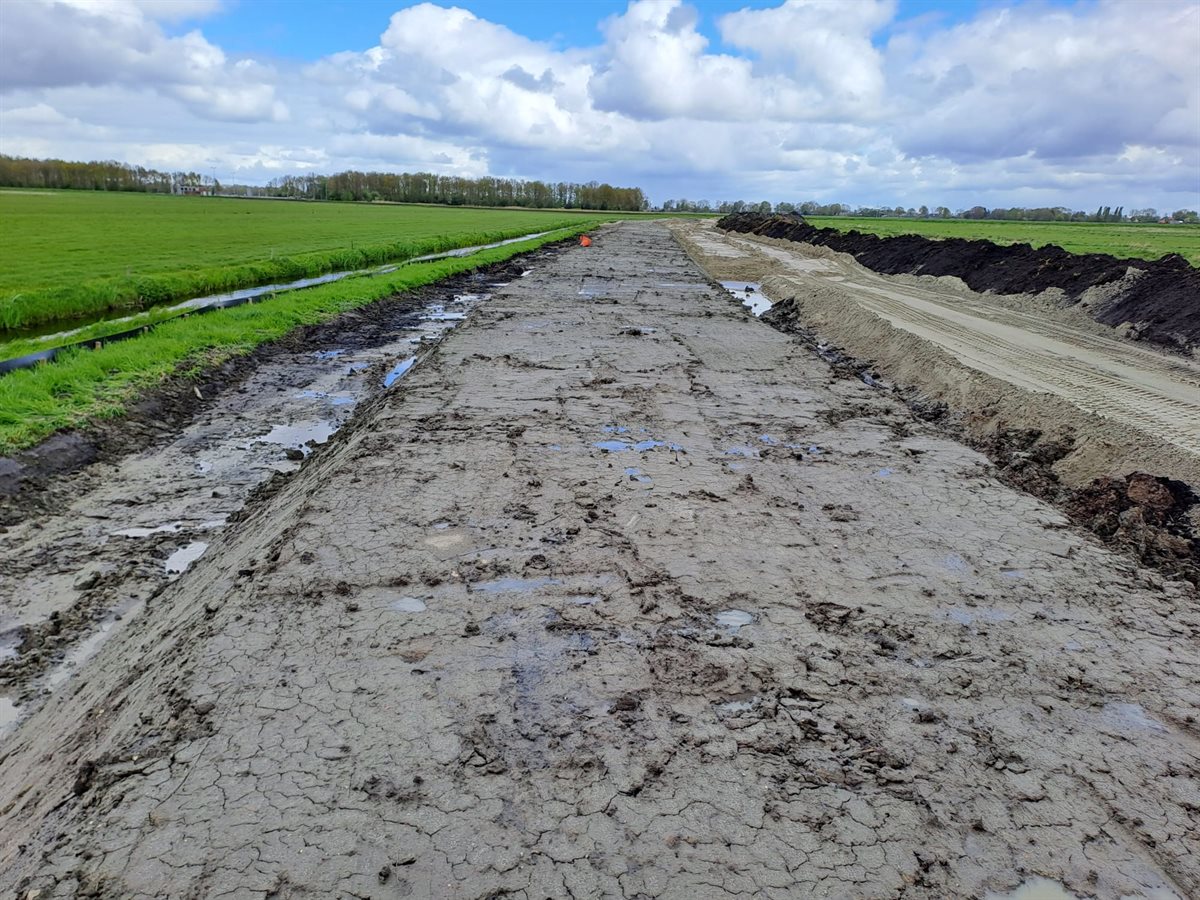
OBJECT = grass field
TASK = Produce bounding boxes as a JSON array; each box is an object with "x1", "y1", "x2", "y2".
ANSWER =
[
  {"x1": 0, "y1": 226, "x2": 588, "y2": 453},
  {"x1": 806, "y1": 216, "x2": 1200, "y2": 265},
  {"x1": 0, "y1": 190, "x2": 625, "y2": 329}
]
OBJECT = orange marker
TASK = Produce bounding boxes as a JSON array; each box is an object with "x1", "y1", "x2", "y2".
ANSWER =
[{"x1": 580, "y1": 235, "x2": 592, "y2": 247}]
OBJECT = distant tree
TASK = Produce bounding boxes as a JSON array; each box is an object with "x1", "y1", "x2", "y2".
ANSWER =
[
  {"x1": 918, "y1": 205, "x2": 929, "y2": 217},
  {"x1": 935, "y1": 206, "x2": 951, "y2": 218},
  {"x1": 1172, "y1": 209, "x2": 1199, "y2": 223}
]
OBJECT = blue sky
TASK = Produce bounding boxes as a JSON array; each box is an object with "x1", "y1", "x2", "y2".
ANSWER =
[
  {"x1": 172, "y1": 0, "x2": 1013, "y2": 59},
  {"x1": 1, "y1": 0, "x2": 1196, "y2": 211}
]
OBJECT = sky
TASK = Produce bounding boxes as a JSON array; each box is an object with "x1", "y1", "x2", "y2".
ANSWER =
[{"x1": 1, "y1": 0, "x2": 1197, "y2": 211}]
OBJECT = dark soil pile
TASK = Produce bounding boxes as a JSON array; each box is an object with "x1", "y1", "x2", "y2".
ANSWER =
[{"x1": 718, "y1": 213, "x2": 1200, "y2": 352}]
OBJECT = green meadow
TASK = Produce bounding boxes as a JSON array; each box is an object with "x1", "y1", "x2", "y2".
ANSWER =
[{"x1": 0, "y1": 190, "x2": 620, "y2": 329}]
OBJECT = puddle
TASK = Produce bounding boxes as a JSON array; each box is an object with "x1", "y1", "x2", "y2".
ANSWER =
[
  {"x1": 383, "y1": 356, "x2": 417, "y2": 387},
  {"x1": 720, "y1": 281, "x2": 771, "y2": 316},
  {"x1": 936, "y1": 606, "x2": 1012, "y2": 626},
  {"x1": 724, "y1": 446, "x2": 758, "y2": 458},
  {"x1": 875, "y1": 467, "x2": 894, "y2": 477},
  {"x1": 759, "y1": 434, "x2": 779, "y2": 444},
  {"x1": 984, "y1": 877, "x2": 1080, "y2": 900},
  {"x1": 165, "y1": 542, "x2": 208, "y2": 578},
  {"x1": 943, "y1": 553, "x2": 970, "y2": 573},
  {"x1": 1001, "y1": 568, "x2": 1026, "y2": 579},
  {"x1": 112, "y1": 521, "x2": 184, "y2": 538},
  {"x1": 569, "y1": 595, "x2": 602, "y2": 606},
  {"x1": 313, "y1": 349, "x2": 345, "y2": 360},
  {"x1": 422, "y1": 305, "x2": 467, "y2": 322},
  {"x1": 715, "y1": 609, "x2": 754, "y2": 631},
  {"x1": 472, "y1": 576, "x2": 563, "y2": 594},
  {"x1": 603, "y1": 425, "x2": 630, "y2": 434},
  {"x1": 250, "y1": 421, "x2": 336, "y2": 452},
  {"x1": 297, "y1": 389, "x2": 355, "y2": 406},
  {"x1": 390, "y1": 597, "x2": 428, "y2": 613},
  {"x1": 46, "y1": 598, "x2": 145, "y2": 689},
  {"x1": 624, "y1": 467, "x2": 653, "y2": 484},
  {"x1": 1098, "y1": 702, "x2": 1168, "y2": 734},
  {"x1": 716, "y1": 692, "x2": 759, "y2": 713},
  {"x1": 0, "y1": 696, "x2": 19, "y2": 735},
  {"x1": 593, "y1": 438, "x2": 683, "y2": 453}
]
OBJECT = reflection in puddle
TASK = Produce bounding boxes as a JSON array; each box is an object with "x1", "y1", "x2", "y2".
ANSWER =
[
  {"x1": 422, "y1": 305, "x2": 467, "y2": 322},
  {"x1": 594, "y1": 439, "x2": 684, "y2": 453},
  {"x1": 383, "y1": 357, "x2": 417, "y2": 387},
  {"x1": 724, "y1": 446, "x2": 758, "y2": 458},
  {"x1": 46, "y1": 598, "x2": 145, "y2": 689},
  {"x1": 569, "y1": 595, "x2": 602, "y2": 606},
  {"x1": 251, "y1": 421, "x2": 336, "y2": 452},
  {"x1": 0, "y1": 696, "x2": 19, "y2": 735},
  {"x1": 473, "y1": 576, "x2": 563, "y2": 594},
  {"x1": 166, "y1": 542, "x2": 208, "y2": 578},
  {"x1": 715, "y1": 609, "x2": 754, "y2": 631},
  {"x1": 720, "y1": 281, "x2": 770, "y2": 316},
  {"x1": 716, "y1": 692, "x2": 758, "y2": 713},
  {"x1": 391, "y1": 597, "x2": 428, "y2": 613},
  {"x1": 876, "y1": 467, "x2": 894, "y2": 477},
  {"x1": 297, "y1": 389, "x2": 355, "y2": 406},
  {"x1": 984, "y1": 877, "x2": 1080, "y2": 900},
  {"x1": 624, "y1": 467, "x2": 653, "y2": 484},
  {"x1": 1099, "y1": 701, "x2": 1168, "y2": 734},
  {"x1": 113, "y1": 521, "x2": 184, "y2": 538}
]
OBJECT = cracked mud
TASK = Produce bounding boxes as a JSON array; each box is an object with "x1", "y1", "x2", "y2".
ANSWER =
[{"x1": 1, "y1": 223, "x2": 1197, "y2": 899}]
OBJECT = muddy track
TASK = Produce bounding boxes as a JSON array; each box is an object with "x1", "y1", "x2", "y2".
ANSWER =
[{"x1": 1, "y1": 222, "x2": 1197, "y2": 898}]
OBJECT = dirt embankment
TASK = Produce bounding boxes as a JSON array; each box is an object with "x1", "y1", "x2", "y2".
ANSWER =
[{"x1": 717, "y1": 213, "x2": 1200, "y2": 354}]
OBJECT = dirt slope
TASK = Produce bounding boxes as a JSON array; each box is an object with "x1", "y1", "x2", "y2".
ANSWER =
[
  {"x1": 717, "y1": 213, "x2": 1200, "y2": 354},
  {"x1": 1, "y1": 222, "x2": 1196, "y2": 899}
]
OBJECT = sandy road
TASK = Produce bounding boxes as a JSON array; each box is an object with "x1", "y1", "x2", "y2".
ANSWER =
[
  {"x1": 677, "y1": 222, "x2": 1200, "y2": 459},
  {"x1": 1, "y1": 222, "x2": 1197, "y2": 898}
]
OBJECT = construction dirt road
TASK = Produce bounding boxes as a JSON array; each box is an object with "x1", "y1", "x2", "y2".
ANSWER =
[{"x1": 1, "y1": 222, "x2": 1197, "y2": 898}]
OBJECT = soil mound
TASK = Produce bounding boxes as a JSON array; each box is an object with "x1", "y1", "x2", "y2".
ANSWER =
[{"x1": 717, "y1": 213, "x2": 1200, "y2": 352}]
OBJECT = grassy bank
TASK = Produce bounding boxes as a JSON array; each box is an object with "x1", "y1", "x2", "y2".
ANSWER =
[
  {"x1": 0, "y1": 226, "x2": 589, "y2": 453},
  {"x1": 807, "y1": 216, "x2": 1200, "y2": 265},
  {"x1": 0, "y1": 191, "x2": 623, "y2": 329}
]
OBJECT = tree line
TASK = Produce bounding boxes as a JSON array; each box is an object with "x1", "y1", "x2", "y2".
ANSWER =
[
  {"x1": 0, "y1": 155, "x2": 648, "y2": 211},
  {"x1": 0, "y1": 154, "x2": 215, "y2": 194},
  {"x1": 239, "y1": 171, "x2": 647, "y2": 210},
  {"x1": 662, "y1": 197, "x2": 1199, "y2": 224}
]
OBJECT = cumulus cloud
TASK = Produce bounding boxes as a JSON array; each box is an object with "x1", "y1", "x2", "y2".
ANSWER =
[
  {"x1": 0, "y1": 0, "x2": 285, "y2": 122},
  {"x1": 0, "y1": 0, "x2": 1196, "y2": 209}
]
